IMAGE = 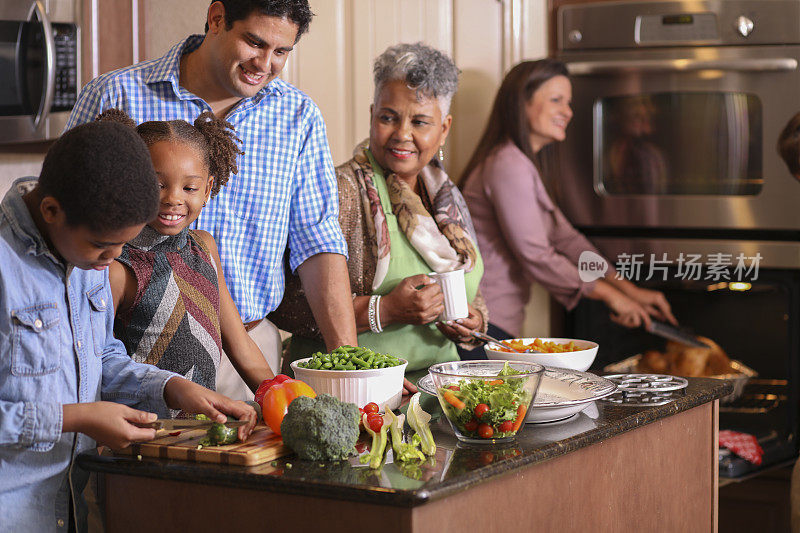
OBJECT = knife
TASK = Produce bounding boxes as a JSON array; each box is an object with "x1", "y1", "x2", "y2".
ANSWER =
[
  {"x1": 646, "y1": 320, "x2": 710, "y2": 348},
  {"x1": 136, "y1": 419, "x2": 248, "y2": 430}
]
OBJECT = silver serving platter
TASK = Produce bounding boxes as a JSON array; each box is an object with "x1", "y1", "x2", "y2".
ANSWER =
[
  {"x1": 418, "y1": 367, "x2": 617, "y2": 424},
  {"x1": 603, "y1": 355, "x2": 757, "y2": 404}
]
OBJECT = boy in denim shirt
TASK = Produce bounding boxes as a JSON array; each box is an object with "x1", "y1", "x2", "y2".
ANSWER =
[{"x1": 0, "y1": 121, "x2": 256, "y2": 532}]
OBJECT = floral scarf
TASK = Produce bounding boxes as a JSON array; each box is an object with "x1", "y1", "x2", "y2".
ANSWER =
[{"x1": 347, "y1": 140, "x2": 479, "y2": 290}]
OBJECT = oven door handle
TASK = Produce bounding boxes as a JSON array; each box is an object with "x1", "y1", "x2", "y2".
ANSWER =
[
  {"x1": 567, "y1": 57, "x2": 798, "y2": 75},
  {"x1": 29, "y1": 0, "x2": 56, "y2": 130}
]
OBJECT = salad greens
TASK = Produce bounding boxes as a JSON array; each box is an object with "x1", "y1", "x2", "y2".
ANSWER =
[{"x1": 437, "y1": 362, "x2": 532, "y2": 440}]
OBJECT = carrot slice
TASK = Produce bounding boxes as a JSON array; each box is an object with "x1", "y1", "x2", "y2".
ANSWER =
[
  {"x1": 443, "y1": 390, "x2": 466, "y2": 410},
  {"x1": 511, "y1": 404, "x2": 527, "y2": 432}
]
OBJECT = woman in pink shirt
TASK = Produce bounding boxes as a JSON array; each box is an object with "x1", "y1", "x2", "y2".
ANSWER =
[{"x1": 461, "y1": 59, "x2": 676, "y2": 340}]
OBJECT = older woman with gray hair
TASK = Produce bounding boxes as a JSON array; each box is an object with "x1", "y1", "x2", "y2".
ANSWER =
[{"x1": 275, "y1": 42, "x2": 488, "y2": 386}]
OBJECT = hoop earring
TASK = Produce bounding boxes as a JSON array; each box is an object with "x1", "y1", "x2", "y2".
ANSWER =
[
  {"x1": 438, "y1": 147, "x2": 444, "y2": 161},
  {"x1": 202, "y1": 201, "x2": 206, "y2": 207}
]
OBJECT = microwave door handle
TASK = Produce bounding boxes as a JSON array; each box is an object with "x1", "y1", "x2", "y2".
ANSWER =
[
  {"x1": 29, "y1": 0, "x2": 56, "y2": 129},
  {"x1": 567, "y1": 58, "x2": 798, "y2": 75}
]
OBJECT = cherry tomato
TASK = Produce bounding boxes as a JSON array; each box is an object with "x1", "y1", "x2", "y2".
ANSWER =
[
  {"x1": 366, "y1": 412, "x2": 383, "y2": 432},
  {"x1": 464, "y1": 419, "x2": 479, "y2": 432},
  {"x1": 477, "y1": 423, "x2": 494, "y2": 439},
  {"x1": 363, "y1": 402, "x2": 380, "y2": 414},
  {"x1": 474, "y1": 403, "x2": 490, "y2": 418},
  {"x1": 480, "y1": 451, "x2": 495, "y2": 465},
  {"x1": 447, "y1": 385, "x2": 461, "y2": 391},
  {"x1": 498, "y1": 420, "x2": 514, "y2": 433}
]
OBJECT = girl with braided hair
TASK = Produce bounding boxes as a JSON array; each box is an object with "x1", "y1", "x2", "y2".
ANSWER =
[{"x1": 97, "y1": 110, "x2": 274, "y2": 415}]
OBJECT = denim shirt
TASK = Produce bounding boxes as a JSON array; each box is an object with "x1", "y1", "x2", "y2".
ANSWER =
[{"x1": 0, "y1": 178, "x2": 178, "y2": 532}]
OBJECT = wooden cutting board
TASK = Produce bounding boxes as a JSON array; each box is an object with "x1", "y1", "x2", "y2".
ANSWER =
[{"x1": 114, "y1": 424, "x2": 290, "y2": 466}]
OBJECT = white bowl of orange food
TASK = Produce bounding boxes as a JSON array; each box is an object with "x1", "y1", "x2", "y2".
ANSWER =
[{"x1": 483, "y1": 338, "x2": 599, "y2": 372}]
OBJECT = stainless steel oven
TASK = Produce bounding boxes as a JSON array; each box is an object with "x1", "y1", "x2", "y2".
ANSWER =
[
  {"x1": 0, "y1": 1, "x2": 79, "y2": 144},
  {"x1": 554, "y1": 0, "x2": 800, "y2": 480},
  {"x1": 553, "y1": 0, "x2": 800, "y2": 234}
]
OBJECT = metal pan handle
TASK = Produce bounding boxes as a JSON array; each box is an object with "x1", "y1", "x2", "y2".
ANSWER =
[
  {"x1": 29, "y1": 0, "x2": 56, "y2": 129},
  {"x1": 567, "y1": 57, "x2": 798, "y2": 75}
]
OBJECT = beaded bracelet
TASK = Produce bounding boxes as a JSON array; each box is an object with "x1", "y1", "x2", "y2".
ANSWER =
[{"x1": 368, "y1": 294, "x2": 383, "y2": 333}]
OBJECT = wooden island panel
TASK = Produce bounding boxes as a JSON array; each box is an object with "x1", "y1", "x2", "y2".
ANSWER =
[{"x1": 104, "y1": 401, "x2": 718, "y2": 533}]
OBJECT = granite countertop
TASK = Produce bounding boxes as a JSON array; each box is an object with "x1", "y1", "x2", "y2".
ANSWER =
[{"x1": 78, "y1": 377, "x2": 731, "y2": 508}]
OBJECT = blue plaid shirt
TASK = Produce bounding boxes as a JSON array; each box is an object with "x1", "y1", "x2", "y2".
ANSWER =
[{"x1": 66, "y1": 36, "x2": 347, "y2": 322}]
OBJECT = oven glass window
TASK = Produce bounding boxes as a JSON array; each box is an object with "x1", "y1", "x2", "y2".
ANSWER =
[{"x1": 595, "y1": 92, "x2": 763, "y2": 195}]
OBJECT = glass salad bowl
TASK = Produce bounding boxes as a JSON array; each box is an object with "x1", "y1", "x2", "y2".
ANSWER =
[{"x1": 428, "y1": 360, "x2": 544, "y2": 444}]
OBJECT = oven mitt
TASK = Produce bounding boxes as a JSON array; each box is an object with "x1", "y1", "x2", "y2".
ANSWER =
[{"x1": 719, "y1": 430, "x2": 764, "y2": 465}]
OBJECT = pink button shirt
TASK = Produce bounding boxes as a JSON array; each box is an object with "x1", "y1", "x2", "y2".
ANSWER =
[{"x1": 462, "y1": 141, "x2": 612, "y2": 337}]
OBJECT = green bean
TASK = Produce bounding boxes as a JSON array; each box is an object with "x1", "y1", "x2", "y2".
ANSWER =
[{"x1": 297, "y1": 346, "x2": 403, "y2": 371}]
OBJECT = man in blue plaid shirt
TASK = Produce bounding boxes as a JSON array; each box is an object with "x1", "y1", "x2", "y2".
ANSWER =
[{"x1": 66, "y1": 0, "x2": 358, "y2": 381}]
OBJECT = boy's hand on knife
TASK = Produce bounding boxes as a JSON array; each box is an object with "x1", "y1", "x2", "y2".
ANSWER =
[{"x1": 163, "y1": 377, "x2": 257, "y2": 441}]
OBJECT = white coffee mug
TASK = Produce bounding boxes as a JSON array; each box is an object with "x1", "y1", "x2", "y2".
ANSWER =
[{"x1": 428, "y1": 269, "x2": 468, "y2": 321}]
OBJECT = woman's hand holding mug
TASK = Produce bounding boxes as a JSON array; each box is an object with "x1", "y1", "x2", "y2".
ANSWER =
[{"x1": 381, "y1": 274, "x2": 444, "y2": 325}]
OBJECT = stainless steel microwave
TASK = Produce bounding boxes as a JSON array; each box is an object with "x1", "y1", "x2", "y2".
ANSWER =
[{"x1": 1, "y1": 1, "x2": 79, "y2": 144}]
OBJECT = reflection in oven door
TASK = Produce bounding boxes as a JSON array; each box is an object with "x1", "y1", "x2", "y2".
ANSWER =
[{"x1": 554, "y1": 0, "x2": 800, "y2": 232}]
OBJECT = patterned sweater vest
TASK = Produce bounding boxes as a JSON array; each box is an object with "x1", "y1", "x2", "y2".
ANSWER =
[{"x1": 114, "y1": 226, "x2": 222, "y2": 390}]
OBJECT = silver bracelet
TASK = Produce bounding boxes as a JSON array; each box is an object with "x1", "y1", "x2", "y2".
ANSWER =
[
  {"x1": 374, "y1": 294, "x2": 383, "y2": 332},
  {"x1": 368, "y1": 294, "x2": 383, "y2": 333}
]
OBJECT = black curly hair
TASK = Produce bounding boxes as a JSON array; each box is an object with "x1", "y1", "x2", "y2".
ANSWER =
[
  {"x1": 205, "y1": 0, "x2": 314, "y2": 42},
  {"x1": 96, "y1": 109, "x2": 243, "y2": 197},
  {"x1": 38, "y1": 121, "x2": 159, "y2": 232}
]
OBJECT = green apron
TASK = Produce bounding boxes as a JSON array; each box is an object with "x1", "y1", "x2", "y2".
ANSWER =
[{"x1": 290, "y1": 152, "x2": 483, "y2": 385}]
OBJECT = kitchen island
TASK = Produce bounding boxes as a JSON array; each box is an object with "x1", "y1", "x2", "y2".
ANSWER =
[{"x1": 79, "y1": 377, "x2": 731, "y2": 533}]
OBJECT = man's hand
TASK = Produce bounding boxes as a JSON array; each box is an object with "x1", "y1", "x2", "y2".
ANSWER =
[
  {"x1": 62, "y1": 402, "x2": 158, "y2": 449},
  {"x1": 163, "y1": 377, "x2": 257, "y2": 442}
]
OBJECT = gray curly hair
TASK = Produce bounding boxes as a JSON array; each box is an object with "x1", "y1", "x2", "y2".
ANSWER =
[{"x1": 373, "y1": 42, "x2": 459, "y2": 116}]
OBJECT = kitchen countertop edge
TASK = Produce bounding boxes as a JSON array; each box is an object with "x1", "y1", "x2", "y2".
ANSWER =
[{"x1": 77, "y1": 377, "x2": 732, "y2": 508}]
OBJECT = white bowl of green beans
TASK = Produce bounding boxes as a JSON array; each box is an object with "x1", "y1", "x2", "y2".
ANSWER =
[{"x1": 290, "y1": 346, "x2": 408, "y2": 410}]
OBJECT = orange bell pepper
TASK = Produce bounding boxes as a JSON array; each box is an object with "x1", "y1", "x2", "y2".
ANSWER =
[{"x1": 261, "y1": 378, "x2": 316, "y2": 435}]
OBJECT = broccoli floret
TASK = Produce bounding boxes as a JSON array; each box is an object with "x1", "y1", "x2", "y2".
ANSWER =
[{"x1": 280, "y1": 394, "x2": 361, "y2": 461}]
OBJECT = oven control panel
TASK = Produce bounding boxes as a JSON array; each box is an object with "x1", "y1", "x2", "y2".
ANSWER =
[
  {"x1": 635, "y1": 13, "x2": 718, "y2": 44},
  {"x1": 559, "y1": 0, "x2": 800, "y2": 50}
]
